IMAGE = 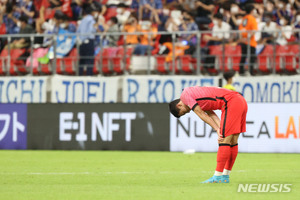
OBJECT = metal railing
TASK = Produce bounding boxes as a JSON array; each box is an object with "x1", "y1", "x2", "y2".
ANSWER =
[{"x1": 0, "y1": 29, "x2": 300, "y2": 76}]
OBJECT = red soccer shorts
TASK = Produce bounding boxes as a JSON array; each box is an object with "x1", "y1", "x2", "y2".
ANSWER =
[{"x1": 219, "y1": 94, "x2": 248, "y2": 138}]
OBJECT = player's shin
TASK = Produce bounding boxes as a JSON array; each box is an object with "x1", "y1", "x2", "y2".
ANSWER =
[
  {"x1": 215, "y1": 144, "x2": 231, "y2": 176},
  {"x1": 224, "y1": 143, "x2": 238, "y2": 174}
]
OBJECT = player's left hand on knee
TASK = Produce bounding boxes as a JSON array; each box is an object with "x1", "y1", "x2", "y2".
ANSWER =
[{"x1": 217, "y1": 129, "x2": 224, "y2": 142}]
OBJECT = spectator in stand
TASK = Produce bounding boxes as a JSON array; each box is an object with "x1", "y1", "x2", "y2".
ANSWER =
[
  {"x1": 133, "y1": 18, "x2": 157, "y2": 55},
  {"x1": 258, "y1": 12, "x2": 278, "y2": 44},
  {"x1": 105, "y1": 16, "x2": 120, "y2": 46},
  {"x1": 293, "y1": 12, "x2": 300, "y2": 38},
  {"x1": 165, "y1": 7, "x2": 183, "y2": 32},
  {"x1": 293, "y1": 0, "x2": 300, "y2": 10},
  {"x1": 178, "y1": 10, "x2": 198, "y2": 54},
  {"x1": 36, "y1": 0, "x2": 73, "y2": 33},
  {"x1": 116, "y1": 3, "x2": 130, "y2": 24},
  {"x1": 265, "y1": 0, "x2": 276, "y2": 15},
  {"x1": 4, "y1": 15, "x2": 34, "y2": 50},
  {"x1": 180, "y1": 0, "x2": 197, "y2": 11},
  {"x1": 203, "y1": 12, "x2": 231, "y2": 70},
  {"x1": 227, "y1": 3, "x2": 242, "y2": 30},
  {"x1": 139, "y1": 0, "x2": 162, "y2": 24},
  {"x1": 238, "y1": 4, "x2": 258, "y2": 76},
  {"x1": 15, "y1": 0, "x2": 36, "y2": 25},
  {"x1": 275, "y1": 0, "x2": 292, "y2": 24},
  {"x1": 123, "y1": 12, "x2": 140, "y2": 45},
  {"x1": 0, "y1": 4, "x2": 6, "y2": 52},
  {"x1": 195, "y1": 0, "x2": 215, "y2": 28},
  {"x1": 3, "y1": 2, "x2": 19, "y2": 34},
  {"x1": 276, "y1": 15, "x2": 293, "y2": 45},
  {"x1": 59, "y1": 13, "x2": 76, "y2": 32},
  {"x1": 203, "y1": 13, "x2": 231, "y2": 45},
  {"x1": 36, "y1": 0, "x2": 61, "y2": 33},
  {"x1": 77, "y1": 3, "x2": 101, "y2": 75}
]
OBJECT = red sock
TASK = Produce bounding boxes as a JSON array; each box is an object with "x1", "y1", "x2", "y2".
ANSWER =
[
  {"x1": 224, "y1": 144, "x2": 238, "y2": 171},
  {"x1": 215, "y1": 144, "x2": 231, "y2": 172}
]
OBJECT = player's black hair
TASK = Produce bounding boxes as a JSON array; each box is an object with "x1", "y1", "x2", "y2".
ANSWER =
[
  {"x1": 223, "y1": 70, "x2": 236, "y2": 81},
  {"x1": 245, "y1": 4, "x2": 255, "y2": 14},
  {"x1": 169, "y1": 99, "x2": 181, "y2": 118}
]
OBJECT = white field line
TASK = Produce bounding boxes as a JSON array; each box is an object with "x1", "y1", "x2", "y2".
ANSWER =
[
  {"x1": 0, "y1": 170, "x2": 253, "y2": 176},
  {"x1": 1, "y1": 169, "x2": 298, "y2": 176}
]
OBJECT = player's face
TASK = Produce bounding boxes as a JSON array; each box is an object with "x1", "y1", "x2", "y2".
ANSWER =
[{"x1": 177, "y1": 101, "x2": 191, "y2": 117}]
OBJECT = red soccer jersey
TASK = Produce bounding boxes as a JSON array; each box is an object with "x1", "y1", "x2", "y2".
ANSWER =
[{"x1": 180, "y1": 86, "x2": 239, "y2": 111}]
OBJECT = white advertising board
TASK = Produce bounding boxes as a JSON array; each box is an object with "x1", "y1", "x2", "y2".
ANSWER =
[
  {"x1": 51, "y1": 75, "x2": 120, "y2": 103},
  {"x1": 122, "y1": 75, "x2": 219, "y2": 103},
  {"x1": 233, "y1": 75, "x2": 300, "y2": 103},
  {"x1": 170, "y1": 103, "x2": 300, "y2": 153},
  {"x1": 0, "y1": 76, "x2": 48, "y2": 103}
]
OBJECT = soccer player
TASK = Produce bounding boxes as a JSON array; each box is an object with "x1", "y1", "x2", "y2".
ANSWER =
[{"x1": 169, "y1": 86, "x2": 247, "y2": 183}]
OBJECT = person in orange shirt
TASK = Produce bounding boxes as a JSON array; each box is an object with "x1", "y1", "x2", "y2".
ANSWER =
[
  {"x1": 123, "y1": 13, "x2": 140, "y2": 45},
  {"x1": 133, "y1": 19, "x2": 158, "y2": 55},
  {"x1": 238, "y1": 4, "x2": 258, "y2": 76}
]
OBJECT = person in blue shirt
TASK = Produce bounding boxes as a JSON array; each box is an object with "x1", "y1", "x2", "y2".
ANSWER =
[{"x1": 77, "y1": 2, "x2": 101, "y2": 76}]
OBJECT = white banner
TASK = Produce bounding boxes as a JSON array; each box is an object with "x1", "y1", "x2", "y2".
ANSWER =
[
  {"x1": 122, "y1": 75, "x2": 219, "y2": 103},
  {"x1": 0, "y1": 77, "x2": 48, "y2": 103},
  {"x1": 170, "y1": 103, "x2": 300, "y2": 153},
  {"x1": 232, "y1": 75, "x2": 300, "y2": 103},
  {"x1": 51, "y1": 75, "x2": 120, "y2": 103}
]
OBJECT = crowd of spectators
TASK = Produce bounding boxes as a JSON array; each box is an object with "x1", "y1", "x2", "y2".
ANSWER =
[{"x1": 0, "y1": 0, "x2": 300, "y2": 75}]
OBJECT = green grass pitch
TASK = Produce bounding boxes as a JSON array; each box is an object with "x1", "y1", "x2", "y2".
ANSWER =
[{"x1": 0, "y1": 151, "x2": 299, "y2": 200}]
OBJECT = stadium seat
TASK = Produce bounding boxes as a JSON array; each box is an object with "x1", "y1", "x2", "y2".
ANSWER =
[
  {"x1": 225, "y1": 45, "x2": 241, "y2": 72},
  {"x1": 9, "y1": 49, "x2": 28, "y2": 75},
  {"x1": 275, "y1": 45, "x2": 289, "y2": 73},
  {"x1": 104, "y1": 7, "x2": 117, "y2": 21},
  {"x1": 286, "y1": 45, "x2": 299, "y2": 73},
  {"x1": 94, "y1": 48, "x2": 115, "y2": 75},
  {"x1": 0, "y1": 49, "x2": 8, "y2": 75},
  {"x1": 257, "y1": 45, "x2": 274, "y2": 73},
  {"x1": 179, "y1": 55, "x2": 194, "y2": 73},
  {"x1": 155, "y1": 55, "x2": 167, "y2": 73},
  {"x1": 168, "y1": 59, "x2": 180, "y2": 74},
  {"x1": 151, "y1": 35, "x2": 161, "y2": 55},
  {"x1": 155, "y1": 55, "x2": 180, "y2": 74},
  {"x1": 55, "y1": 58, "x2": 64, "y2": 74},
  {"x1": 112, "y1": 47, "x2": 133, "y2": 74},
  {"x1": 63, "y1": 48, "x2": 77, "y2": 75},
  {"x1": 208, "y1": 45, "x2": 223, "y2": 72},
  {"x1": 40, "y1": 63, "x2": 52, "y2": 75}
]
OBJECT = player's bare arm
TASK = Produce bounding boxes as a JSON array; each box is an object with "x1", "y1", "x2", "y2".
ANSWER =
[
  {"x1": 193, "y1": 106, "x2": 219, "y2": 133},
  {"x1": 205, "y1": 110, "x2": 221, "y2": 128}
]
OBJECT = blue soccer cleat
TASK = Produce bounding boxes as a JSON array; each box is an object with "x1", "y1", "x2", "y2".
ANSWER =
[
  {"x1": 201, "y1": 175, "x2": 222, "y2": 183},
  {"x1": 221, "y1": 175, "x2": 230, "y2": 183}
]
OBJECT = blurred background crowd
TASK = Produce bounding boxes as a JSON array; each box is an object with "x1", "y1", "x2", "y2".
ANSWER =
[{"x1": 0, "y1": 0, "x2": 300, "y2": 75}]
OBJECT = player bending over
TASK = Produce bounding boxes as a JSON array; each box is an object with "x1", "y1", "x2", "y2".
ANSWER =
[{"x1": 169, "y1": 86, "x2": 248, "y2": 183}]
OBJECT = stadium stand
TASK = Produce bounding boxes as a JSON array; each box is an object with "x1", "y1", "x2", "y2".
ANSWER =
[{"x1": 0, "y1": 0, "x2": 300, "y2": 76}]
